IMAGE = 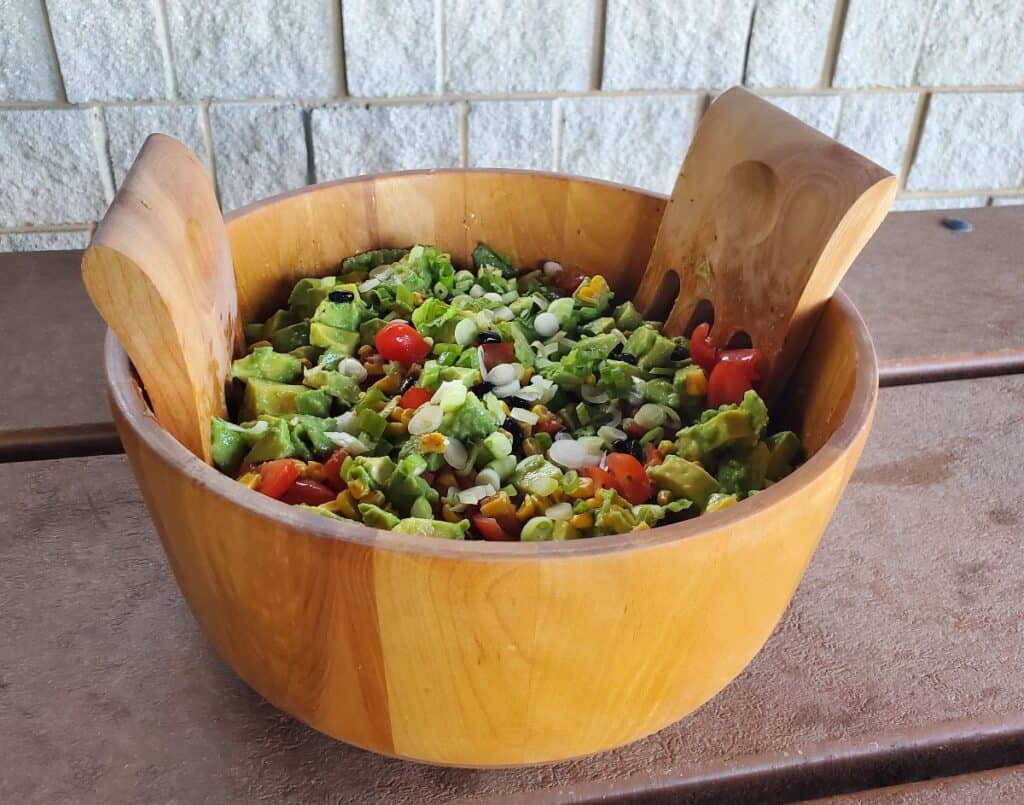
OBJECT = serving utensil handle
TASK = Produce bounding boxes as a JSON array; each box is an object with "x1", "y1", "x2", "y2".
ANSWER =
[
  {"x1": 82, "y1": 134, "x2": 240, "y2": 462},
  {"x1": 635, "y1": 87, "x2": 897, "y2": 401}
]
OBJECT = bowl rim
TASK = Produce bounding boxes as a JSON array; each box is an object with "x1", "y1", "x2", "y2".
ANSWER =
[{"x1": 104, "y1": 169, "x2": 878, "y2": 561}]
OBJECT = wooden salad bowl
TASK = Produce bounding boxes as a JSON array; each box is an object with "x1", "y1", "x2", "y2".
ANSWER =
[{"x1": 102, "y1": 167, "x2": 878, "y2": 767}]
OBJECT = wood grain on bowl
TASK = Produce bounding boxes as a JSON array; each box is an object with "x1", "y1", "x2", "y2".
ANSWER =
[{"x1": 100, "y1": 167, "x2": 878, "y2": 765}]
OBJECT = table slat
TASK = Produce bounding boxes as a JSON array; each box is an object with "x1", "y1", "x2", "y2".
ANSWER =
[{"x1": 2, "y1": 375, "x2": 1023, "y2": 802}]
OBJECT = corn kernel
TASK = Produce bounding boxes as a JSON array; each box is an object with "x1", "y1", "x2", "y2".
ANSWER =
[
  {"x1": 304, "y1": 461, "x2": 324, "y2": 480},
  {"x1": 389, "y1": 406, "x2": 406, "y2": 421},
  {"x1": 570, "y1": 512, "x2": 594, "y2": 530},
  {"x1": 239, "y1": 472, "x2": 261, "y2": 490},
  {"x1": 400, "y1": 408, "x2": 417, "y2": 426},
  {"x1": 523, "y1": 437, "x2": 541, "y2": 456},
  {"x1": 374, "y1": 373, "x2": 402, "y2": 393},
  {"x1": 531, "y1": 405, "x2": 548, "y2": 417},
  {"x1": 442, "y1": 504, "x2": 462, "y2": 523},
  {"x1": 570, "y1": 477, "x2": 595, "y2": 499},
  {"x1": 481, "y1": 492, "x2": 515, "y2": 519},
  {"x1": 706, "y1": 494, "x2": 737, "y2": 514},
  {"x1": 658, "y1": 439, "x2": 674, "y2": 456},
  {"x1": 348, "y1": 480, "x2": 368, "y2": 500},
  {"x1": 385, "y1": 421, "x2": 406, "y2": 437},
  {"x1": 364, "y1": 361, "x2": 385, "y2": 377},
  {"x1": 358, "y1": 344, "x2": 374, "y2": 359},
  {"x1": 685, "y1": 368, "x2": 708, "y2": 397},
  {"x1": 521, "y1": 368, "x2": 533, "y2": 383},
  {"x1": 412, "y1": 292, "x2": 425, "y2": 306},
  {"x1": 419, "y1": 432, "x2": 447, "y2": 454},
  {"x1": 656, "y1": 489, "x2": 674, "y2": 506},
  {"x1": 515, "y1": 497, "x2": 537, "y2": 521},
  {"x1": 331, "y1": 491, "x2": 358, "y2": 518},
  {"x1": 533, "y1": 495, "x2": 549, "y2": 514},
  {"x1": 362, "y1": 490, "x2": 386, "y2": 507},
  {"x1": 437, "y1": 469, "x2": 457, "y2": 489},
  {"x1": 633, "y1": 521, "x2": 651, "y2": 531},
  {"x1": 585, "y1": 373, "x2": 597, "y2": 385},
  {"x1": 500, "y1": 401, "x2": 510, "y2": 416}
]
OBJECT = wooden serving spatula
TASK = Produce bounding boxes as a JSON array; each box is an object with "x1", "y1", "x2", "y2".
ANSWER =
[
  {"x1": 82, "y1": 134, "x2": 240, "y2": 462},
  {"x1": 633, "y1": 87, "x2": 897, "y2": 402}
]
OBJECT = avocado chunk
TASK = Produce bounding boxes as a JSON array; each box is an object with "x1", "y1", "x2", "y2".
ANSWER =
[
  {"x1": 239, "y1": 378, "x2": 308, "y2": 420},
  {"x1": 441, "y1": 392, "x2": 499, "y2": 442},
  {"x1": 648, "y1": 455, "x2": 720, "y2": 510},
  {"x1": 270, "y1": 320, "x2": 310, "y2": 353},
  {"x1": 359, "y1": 317, "x2": 387, "y2": 347},
  {"x1": 309, "y1": 322, "x2": 360, "y2": 354},
  {"x1": 613, "y1": 300, "x2": 644, "y2": 331},
  {"x1": 290, "y1": 414, "x2": 337, "y2": 457},
  {"x1": 302, "y1": 366, "x2": 361, "y2": 408},
  {"x1": 261, "y1": 308, "x2": 299, "y2": 341},
  {"x1": 675, "y1": 391, "x2": 769, "y2": 461},
  {"x1": 624, "y1": 325, "x2": 658, "y2": 358},
  {"x1": 288, "y1": 276, "x2": 334, "y2": 319},
  {"x1": 295, "y1": 389, "x2": 332, "y2": 417},
  {"x1": 393, "y1": 517, "x2": 468, "y2": 539},
  {"x1": 243, "y1": 322, "x2": 265, "y2": 345},
  {"x1": 353, "y1": 455, "x2": 396, "y2": 486},
  {"x1": 358, "y1": 503, "x2": 401, "y2": 530},
  {"x1": 313, "y1": 287, "x2": 363, "y2": 332},
  {"x1": 231, "y1": 346, "x2": 303, "y2": 384},
  {"x1": 716, "y1": 442, "x2": 770, "y2": 498},
  {"x1": 638, "y1": 333, "x2": 677, "y2": 371},
  {"x1": 243, "y1": 418, "x2": 299, "y2": 463},
  {"x1": 766, "y1": 430, "x2": 804, "y2": 481},
  {"x1": 210, "y1": 418, "x2": 248, "y2": 475},
  {"x1": 385, "y1": 463, "x2": 437, "y2": 515}
]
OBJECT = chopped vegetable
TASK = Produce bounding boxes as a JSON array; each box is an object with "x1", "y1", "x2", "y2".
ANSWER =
[{"x1": 212, "y1": 243, "x2": 803, "y2": 539}]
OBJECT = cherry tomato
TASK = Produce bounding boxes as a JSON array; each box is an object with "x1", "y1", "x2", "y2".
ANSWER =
[
  {"x1": 534, "y1": 412, "x2": 564, "y2": 436},
  {"x1": 399, "y1": 386, "x2": 432, "y2": 410},
  {"x1": 625, "y1": 421, "x2": 647, "y2": 439},
  {"x1": 706, "y1": 348, "x2": 761, "y2": 408},
  {"x1": 281, "y1": 478, "x2": 336, "y2": 506},
  {"x1": 480, "y1": 341, "x2": 515, "y2": 372},
  {"x1": 320, "y1": 448, "x2": 348, "y2": 492},
  {"x1": 582, "y1": 466, "x2": 617, "y2": 490},
  {"x1": 605, "y1": 453, "x2": 653, "y2": 505},
  {"x1": 375, "y1": 321, "x2": 431, "y2": 366},
  {"x1": 689, "y1": 322, "x2": 718, "y2": 373},
  {"x1": 258, "y1": 459, "x2": 301, "y2": 499},
  {"x1": 644, "y1": 442, "x2": 663, "y2": 468},
  {"x1": 554, "y1": 266, "x2": 586, "y2": 295},
  {"x1": 471, "y1": 515, "x2": 516, "y2": 541}
]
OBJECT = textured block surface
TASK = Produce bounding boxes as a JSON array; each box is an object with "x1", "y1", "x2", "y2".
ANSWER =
[
  {"x1": 0, "y1": 0, "x2": 62, "y2": 100},
  {"x1": 0, "y1": 230, "x2": 91, "y2": 252},
  {"x1": 445, "y1": 0, "x2": 594, "y2": 93},
  {"x1": 0, "y1": 108, "x2": 108, "y2": 227},
  {"x1": 832, "y1": 0, "x2": 928, "y2": 88},
  {"x1": 167, "y1": 0, "x2": 337, "y2": 99},
  {"x1": 916, "y1": 0, "x2": 1024, "y2": 86},
  {"x1": 342, "y1": 0, "x2": 436, "y2": 96},
  {"x1": 907, "y1": 92, "x2": 1024, "y2": 191},
  {"x1": 104, "y1": 105, "x2": 210, "y2": 187},
  {"x1": 745, "y1": 0, "x2": 833, "y2": 88},
  {"x1": 208, "y1": 104, "x2": 308, "y2": 211},
  {"x1": 312, "y1": 103, "x2": 460, "y2": 181},
  {"x1": 467, "y1": 100, "x2": 553, "y2": 170},
  {"x1": 603, "y1": 0, "x2": 753, "y2": 90},
  {"x1": 836, "y1": 93, "x2": 918, "y2": 174},
  {"x1": 47, "y1": 0, "x2": 169, "y2": 101},
  {"x1": 764, "y1": 94, "x2": 841, "y2": 135},
  {"x1": 560, "y1": 95, "x2": 701, "y2": 193},
  {"x1": 991, "y1": 196, "x2": 1024, "y2": 207}
]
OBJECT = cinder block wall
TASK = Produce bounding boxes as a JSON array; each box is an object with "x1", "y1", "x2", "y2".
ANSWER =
[{"x1": 1, "y1": 0, "x2": 1022, "y2": 251}]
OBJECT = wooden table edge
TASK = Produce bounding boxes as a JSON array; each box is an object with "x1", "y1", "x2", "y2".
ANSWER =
[
  {"x1": 504, "y1": 712, "x2": 1024, "y2": 805},
  {"x1": 879, "y1": 349, "x2": 1024, "y2": 387},
  {"x1": 0, "y1": 422, "x2": 121, "y2": 463}
]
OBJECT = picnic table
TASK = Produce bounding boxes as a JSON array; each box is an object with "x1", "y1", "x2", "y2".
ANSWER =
[{"x1": 2, "y1": 206, "x2": 1022, "y2": 803}]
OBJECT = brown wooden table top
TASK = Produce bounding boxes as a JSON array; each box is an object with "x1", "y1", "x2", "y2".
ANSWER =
[
  {"x1": 4, "y1": 375, "x2": 1023, "y2": 803},
  {"x1": 818, "y1": 765, "x2": 1024, "y2": 803},
  {"x1": 1, "y1": 205, "x2": 1022, "y2": 460}
]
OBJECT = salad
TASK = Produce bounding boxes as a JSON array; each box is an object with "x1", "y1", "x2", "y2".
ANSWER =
[{"x1": 210, "y1": 244, "x2": 804, "y2": 541}]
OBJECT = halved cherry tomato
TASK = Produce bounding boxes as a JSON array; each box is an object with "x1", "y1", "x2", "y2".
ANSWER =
[
  {"x1": 375, "y1": 321, "x2": 431, "y2": 366},
  {"x1": 320, "y1": 448, "x2": 348, "y2": 492},
  {"x1": 706, "y1": 348, "x2": 761, "y2": 408},
  {"x1": 554, "y1": 265, "x2": 586, "y2": 295},
  {"x1": 625, "y1": 421, "x2": 647, "y2": 438},
  {"x1": 605, "y1": 453, "x2": 653, "y2": 505},
  {"x1": 471, "y1": 515, "x2": 516, "y2": 541},
  {"x1": 258, "y1": 459, "x2": 301, "y2": 499},
  {"x1": 281, "y1": 478, "x2": 336, "y2": 506},
  {"x1": 689, "y1": 322, "x2": 718, "y2": 373},
  {"x1": 644, "y1": 442, "x2": 663, "y2": 468},
  {"x1": 480, "y1": 341, "x2": 515, "y2": 372},
  {"x1": 399, "y1": 386, "x2": 432, "y2": 410},
  {"x1": 581, "y1": 466, "x2": 617, "y2": 490},
  {"x1": 534, "y1": 412, "x2": 564, "y2": 436}
]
